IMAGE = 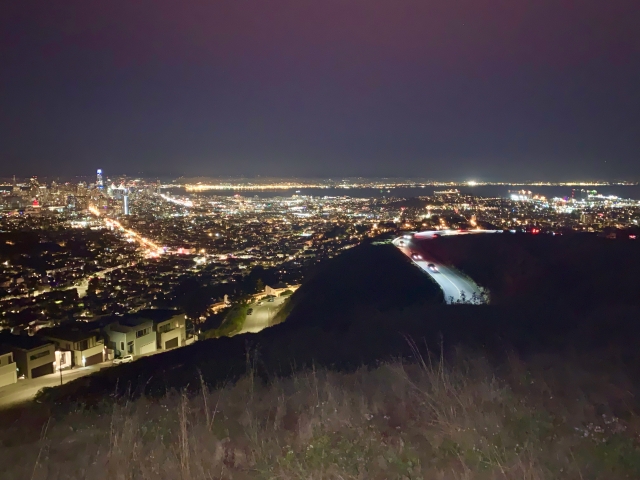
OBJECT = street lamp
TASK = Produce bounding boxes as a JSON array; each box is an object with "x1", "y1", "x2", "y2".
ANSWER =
[{"x1": 55, "y1": 353, "x2": 63, "y2": 386}]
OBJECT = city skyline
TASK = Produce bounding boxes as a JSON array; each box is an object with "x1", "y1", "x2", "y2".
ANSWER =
[{"x1": 1, "y1": 170, "x2": 639, "y2": 186}]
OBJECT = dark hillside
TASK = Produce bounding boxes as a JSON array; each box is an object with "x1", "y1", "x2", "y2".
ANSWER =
[
  {"x1": 420, "y1": 232, "x2": 640, "y2": 308},
  {"x1": 277, "y1": 242, "x2": 443, "y2": 329}
]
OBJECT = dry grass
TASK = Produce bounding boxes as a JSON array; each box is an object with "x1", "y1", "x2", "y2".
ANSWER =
[{"x1": 2, "y1": 352, "x2": 640, "y2": 479}]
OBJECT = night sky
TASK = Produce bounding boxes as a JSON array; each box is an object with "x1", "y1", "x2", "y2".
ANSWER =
[{"x1": 2, "y1": 1, "x2": 639, "y2": 180}]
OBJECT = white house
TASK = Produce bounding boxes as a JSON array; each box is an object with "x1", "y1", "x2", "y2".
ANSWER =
[{"x1": 103, "y1": 317, "x2": 157, "y2": 358}]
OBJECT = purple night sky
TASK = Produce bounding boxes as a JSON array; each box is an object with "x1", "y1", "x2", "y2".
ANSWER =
[{"x1": 1, "y1": 0, "x2": 639, "y2": 180}]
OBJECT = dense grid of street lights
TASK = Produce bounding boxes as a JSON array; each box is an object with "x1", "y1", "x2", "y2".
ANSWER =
[
  {"x1": 1, "y1": 175, "x2": 639, "y2": 336},
  {"x1": 88, "y1": 205, "x2": 161, "y2": 256}
]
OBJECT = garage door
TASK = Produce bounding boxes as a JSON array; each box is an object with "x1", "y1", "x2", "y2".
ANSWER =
[
  {"x1": 0, "y1": 370, "x2": 16, "y2": 388},
  {"x1": 31, "y1": 363, "x2": 54, "y2": 379},
  {"x1": 164, "y1": 337, "x2": 179, "y2": 349},
  {"x1": 84, "y1": 352, "x2": 103, "y2": 366},
  {"x1": 139, "y1": 342, "x2": 156, "y2": 355}
]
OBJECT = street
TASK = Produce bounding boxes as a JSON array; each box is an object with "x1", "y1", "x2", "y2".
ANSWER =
[
  {"x1": 241, "y1": 296, "x2": 287, "y2": 334},
  {"x1": 0, "y1": 361, "x2": 112, "y2": 409},
  {"x1": 73, "y1": 264, "x2": 126, "y2": 297},
  {"x1": 393, "y1": 234, "x2": 485, "y2": 304},
  {"x1": 2, "y1": 264, "x2": 126, "y2": 301}
]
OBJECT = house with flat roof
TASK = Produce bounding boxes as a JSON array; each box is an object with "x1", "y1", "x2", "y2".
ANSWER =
[
  {"x1": 103, "y1": 317, "x2": 157, "y2": 358},
  {"x1": 254, "y1": 283, "x2": 300, "y2": 300},
  {"x1": 38, "y1": 325, "x2": 105, "y2": 367},
  {"x1": 0, "y1": 347, "x2": 17, "y2": 387},
  {"x1": 154, "y1": 313, "x2": 187, "y2": 351},
  {"x1": 0, "y1": 334, "x2": 55, "y2": 379}
]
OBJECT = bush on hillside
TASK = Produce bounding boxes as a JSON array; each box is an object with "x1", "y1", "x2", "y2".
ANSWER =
[{"x1": 202, "y1": 303, "x2": 248, "y2": 339}]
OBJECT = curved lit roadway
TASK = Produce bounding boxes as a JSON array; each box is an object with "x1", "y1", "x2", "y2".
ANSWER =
[
  {"x1": 239, "y1": 296, "x2": 288, "y2": 334},
  {"x1": 393, "y1": 230, "x2": 500, "y2": 304}
]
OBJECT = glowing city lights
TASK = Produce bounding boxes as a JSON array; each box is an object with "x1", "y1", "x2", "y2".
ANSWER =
[{"x1": 88, "y1": 204, "x2": 162, "y2": 256}]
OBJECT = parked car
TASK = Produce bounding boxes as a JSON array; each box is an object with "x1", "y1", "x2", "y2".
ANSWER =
[
  {"x1": 113, "y1": 354, "x2": 134, "y2": 365},
  {"x1": 267, "y1": 298, "x2": 274, "y2": 302},
  {"x1": 247, "y1": 308, "x2": 253, "y2": 315}
]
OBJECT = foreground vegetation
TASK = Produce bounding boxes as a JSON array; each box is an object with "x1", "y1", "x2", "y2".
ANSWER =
[{"x1": 4, "y1": 351, "x2": 640, "y2": 479}]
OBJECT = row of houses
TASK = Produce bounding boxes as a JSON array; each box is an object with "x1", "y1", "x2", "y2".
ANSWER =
[{"x1": 0, "y1": 309, "x2": 189, "y2": 387}]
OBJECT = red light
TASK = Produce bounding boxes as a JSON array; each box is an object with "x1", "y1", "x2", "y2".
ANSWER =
[{"x1": 630, "y1": 235, "x2": 637, "y2": 240}]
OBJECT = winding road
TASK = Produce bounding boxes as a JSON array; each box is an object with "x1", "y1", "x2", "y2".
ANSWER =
[
  {"x1": 393, "y1": 231, "x2": 497, "y2": 304},
  {"x1": 240, "y1": 296, "x2": 287, "y2": 334}
]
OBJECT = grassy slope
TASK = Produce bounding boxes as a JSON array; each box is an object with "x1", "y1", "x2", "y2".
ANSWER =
[
  {"x1": 5, "y1": 354, "x2": 640, "y2": 479},
  {"x1": 204, "y1": 303, "x2": 249, "y2": 338}
]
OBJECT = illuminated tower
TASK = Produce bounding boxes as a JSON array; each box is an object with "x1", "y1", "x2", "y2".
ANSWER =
[
  {"x1": 123, "y1": 194, "x2": 129, "y2": 215},
  {"x1": 96, "y1": 169, "x2": 104, "y2": 189}
]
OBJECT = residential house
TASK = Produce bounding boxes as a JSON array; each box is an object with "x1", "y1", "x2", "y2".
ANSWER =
[
  {"x1": 255, "y1": 283, "x2": 301, "y2": 300},
  {"x1": 103, "y1": 317, "x2": 157, "y2": 358},
  {"x1": 0, "y1": 348, "x2": 17, "y2": 387},
  {"x1": 154, "y1": 313, "x2": 187, "y2": 350},
  {"x1": 39, "y1": 325, "x2": 105, "y2": 367},
  {"x1": 0, "y1": 334, "x2": 55, "y2": 379}
]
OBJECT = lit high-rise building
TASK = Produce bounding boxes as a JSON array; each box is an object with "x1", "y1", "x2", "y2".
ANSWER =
[
  {"x1": 96, "y1": 169, "x2": 104, "y2": 189},
  {"x1": 123, "y1": 195, "x2": 129, "y2": 215}
]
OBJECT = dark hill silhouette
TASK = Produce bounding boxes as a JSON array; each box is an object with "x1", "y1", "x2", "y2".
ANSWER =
[
  {"x1": 275, "y1": 242, "x2": 443, "y2": 330},
  {"x1": 420, "y1": 232, "x2": 640, "y2": 309}
]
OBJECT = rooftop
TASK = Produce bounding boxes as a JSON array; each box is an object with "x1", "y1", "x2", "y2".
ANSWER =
[
  {"x1": 98, "y1": 309, "x2": 180, "y2": 329},
  {"x1": 38, "y1": 324, "x2": 100, "y2": 343}
]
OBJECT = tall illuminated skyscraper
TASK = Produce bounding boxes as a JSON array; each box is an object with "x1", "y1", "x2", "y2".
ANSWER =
[
  {"x1": 96, "y1": 169, "x2": 104, "y2": 189},
  {"x1": 123, "y1": 195, "x2": 129, "y2": 215}
]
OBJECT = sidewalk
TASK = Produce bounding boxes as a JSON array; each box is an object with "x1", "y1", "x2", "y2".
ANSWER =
[{"x1": 0, "y1": 361, "x2": 112, "y2": 409}]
